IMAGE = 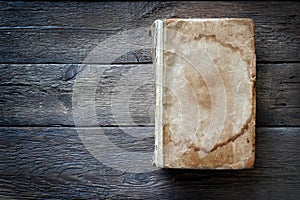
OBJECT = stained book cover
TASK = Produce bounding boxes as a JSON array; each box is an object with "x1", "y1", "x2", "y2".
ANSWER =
[{"x1": 152, "y1": 18, "x2": 256, "y2": 169}]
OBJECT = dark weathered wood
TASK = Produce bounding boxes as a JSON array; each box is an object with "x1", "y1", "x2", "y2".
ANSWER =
[
  {"x1": 0, "y1": 1, "x2": 299, "y2": 199},
  {"x1": 256, "y1": 64, "x2": 300, "y2": 126},
  {"x1": 0, "y1": 63, "x2": 299, "y2": 127},
  {"x1": 0, "y1": 1, "x2": 299, "y2": 63},
  {"x1": 0, "y1": 1, "x2": 132, "y2": 30},
  {"x1": 0, "y1": 127, "x2": 299, "y2": 199}
]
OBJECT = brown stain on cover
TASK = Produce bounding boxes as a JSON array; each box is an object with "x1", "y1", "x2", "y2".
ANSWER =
[
  {"x1": 209, "y1": 114, "x2": 253, "y2": 153},
  {"x1": 166, "y1": 18, "x2": 180, "y2": 25},
  {"x1": 163, "y1": 123, "x2": 172, "y2": 146},
  {"x1": 183, "y1": 64, "x2": 212, "y2": 112}
]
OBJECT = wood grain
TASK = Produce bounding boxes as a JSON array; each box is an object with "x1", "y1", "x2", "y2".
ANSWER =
[
  {"x1": 0, "y1": 127, "x2": 299, "y2": 199},
  {"x1": 0, "y1": 1, "x2": 299, "y2": 63},
  {"x1": 0, "y1": 1, "x2": 299, "y2": 199},
  {"x1": 0, "y1": 63, "x2": 299, "y2": 127},
  {"x1": 0, "y1": 1, "x2": 132, "y2": 30}
]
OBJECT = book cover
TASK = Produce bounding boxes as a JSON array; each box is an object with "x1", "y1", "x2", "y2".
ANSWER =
[{"x1": 152, "y1": 18, "x2": 256, "y2": 169}]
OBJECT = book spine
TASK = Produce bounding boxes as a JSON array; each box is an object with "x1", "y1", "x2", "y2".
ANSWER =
[{"x1": 152, "y1": 19, "x2": 164, "y2": 167}]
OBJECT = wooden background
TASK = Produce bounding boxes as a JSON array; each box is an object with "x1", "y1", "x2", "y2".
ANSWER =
[{"x1": 0, "y1": 1, "x2": 299, "y2": 199}]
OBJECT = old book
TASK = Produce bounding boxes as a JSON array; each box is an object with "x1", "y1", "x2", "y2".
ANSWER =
[{"x1": 152, "y1": 18, "x2": 256, "y2": 169}]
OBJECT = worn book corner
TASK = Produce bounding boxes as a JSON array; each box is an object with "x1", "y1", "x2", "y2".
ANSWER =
[{"x1": 152, "y1": 18, "x2": 256, "y2": 169}]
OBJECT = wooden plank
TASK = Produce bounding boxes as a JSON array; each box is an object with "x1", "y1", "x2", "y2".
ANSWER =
[
  {"x1": 0, "y1": 63, "x2": 299, "y2": 127},
  {"x1": 0, "y1": 29, "x2": 152, "y2": 64},
  {"x1": 2, "y1": 2, "x2": 297, "y2": 29},
  {"x1": 0, "y1": 1, "x2": 299, "y2": 63},
  {"x1": 256, "y1": 64, "x2": 300, "y2": 126},
  {"x1": 0, "y1": 1, "x2": 132, "y2": 30},
  {"x1": 0, "y1": 127, "x2": 299, "y2": 199}
]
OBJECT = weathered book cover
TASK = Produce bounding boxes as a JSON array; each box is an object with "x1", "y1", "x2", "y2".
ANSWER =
[{"x1": 152, "y1": 18, "x2": 256, "y2": 169}]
